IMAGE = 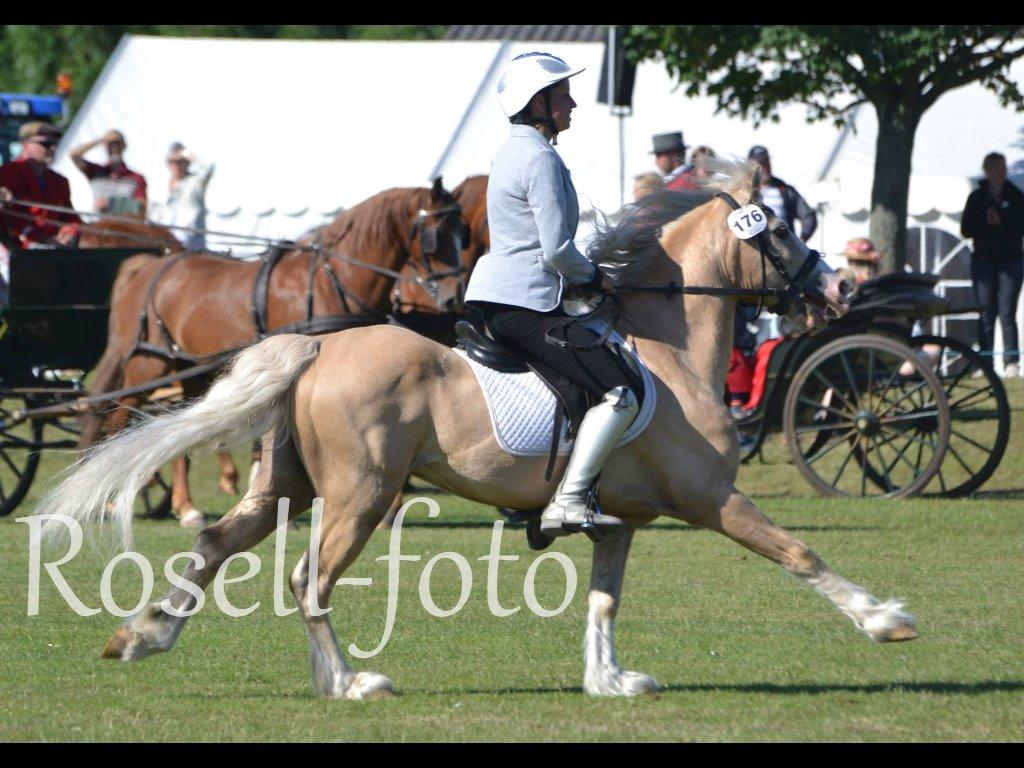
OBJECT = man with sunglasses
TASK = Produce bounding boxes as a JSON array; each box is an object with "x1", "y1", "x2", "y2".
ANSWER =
[{"x1": 0, "y1": 122, "x2": 80, "y2": 248}]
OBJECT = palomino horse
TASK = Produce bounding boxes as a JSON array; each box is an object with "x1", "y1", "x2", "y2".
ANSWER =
[
  {"x1": 78, "y1": 178, "x2": 466, "y2": 527},
  {"x1": 41, "y1": 159, "x2": 918, "y2": 700}
]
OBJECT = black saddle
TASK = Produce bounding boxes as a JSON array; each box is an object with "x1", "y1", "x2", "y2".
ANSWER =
[{"x1": 455, "y1": 319, "x2": 592, "y2": 481}]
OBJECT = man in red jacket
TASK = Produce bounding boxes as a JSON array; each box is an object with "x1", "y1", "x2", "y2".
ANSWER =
[
  {"x1": 651, "y1": 131, "x2": 699, "y2": 191},
  {"x1": 0, "y1": 121, "x2": 80, "y2": 248}
]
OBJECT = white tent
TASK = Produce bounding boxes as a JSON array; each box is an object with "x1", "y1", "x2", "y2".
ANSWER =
[{"x1": 54, "y1": 34, "x2": 1024, "y2": 368}]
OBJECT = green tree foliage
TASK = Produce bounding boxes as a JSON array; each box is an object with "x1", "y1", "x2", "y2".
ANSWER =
[
  {"x1": 0, "y1": 25, "x2": 444, "y2": 115},
  {"x1": 623, "y1": 25, "x2": 1024, "y2": 268}
]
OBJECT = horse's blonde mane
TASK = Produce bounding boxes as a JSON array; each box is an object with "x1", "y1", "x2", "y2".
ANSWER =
[{"x1": 587, "y1": 157, "x2": 756, "y2": 286}]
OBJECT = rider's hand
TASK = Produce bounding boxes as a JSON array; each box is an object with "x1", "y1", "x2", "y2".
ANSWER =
[
  {"x1": 0, "y1": 187, "x2": 12, "y2": 204},
  {"x1": 987, "y1": 207, "x2": 1001, "y2": 226},
  {"x1": 599, "y1": 274, "x2": 615, "y2": 293},
  {"x1": 102, "y1": 130, "x2": 122, "y2": 144}
]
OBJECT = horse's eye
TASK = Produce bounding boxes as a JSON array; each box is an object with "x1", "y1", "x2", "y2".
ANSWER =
[{"x1": 772, "y1": 222, "x2": 789, "y2": 237}]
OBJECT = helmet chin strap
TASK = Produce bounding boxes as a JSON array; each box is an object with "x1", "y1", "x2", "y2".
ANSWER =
[{"x1": 539, "y1": 89, "x2": 560, "y2": 145}]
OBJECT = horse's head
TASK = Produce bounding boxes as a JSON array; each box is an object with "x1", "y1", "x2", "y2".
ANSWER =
[
  {"x1": 722, "y1": 161, "x2": 849, "y2": 331},
  {"x1": 399, "y1": 176, "x2": 468, "y2": 314}
]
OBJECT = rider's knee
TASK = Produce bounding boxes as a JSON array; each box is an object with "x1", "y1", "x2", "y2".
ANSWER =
[{"x1": 603, "y1": 385, "x2": 639, "y2": 419}]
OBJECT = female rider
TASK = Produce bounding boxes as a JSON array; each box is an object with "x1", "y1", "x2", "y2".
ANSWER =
[{"x1": 465, "y1": 52, "x2": 641, "y2": 538}]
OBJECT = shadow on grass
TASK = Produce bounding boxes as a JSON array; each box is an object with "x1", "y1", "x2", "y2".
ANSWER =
[
  {"x1": 964, "y1": 488, "x2": 1024, "y2": 500},
  {"x1": 427, "y1": 679, "x2": 1024, "y2": 697},
  {"x1": 395, "y1": 521, "x2": 881, "y2": 533}
]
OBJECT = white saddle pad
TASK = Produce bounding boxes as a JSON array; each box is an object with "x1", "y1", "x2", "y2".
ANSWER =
[{"x1": 454, "y1": 322, "x2": 656, "y2": 457}]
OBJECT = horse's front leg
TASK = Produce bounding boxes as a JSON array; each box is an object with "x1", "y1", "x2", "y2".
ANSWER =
[
  {"x1": 583, "y1": 527, "x2": 660, "y2": 696},
  {"x1": 706, "y1": 488, "x2": 918, "y2": 642}
]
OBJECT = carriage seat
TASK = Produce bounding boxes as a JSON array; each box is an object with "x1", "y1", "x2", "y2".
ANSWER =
[{"x1": 454, "y1": 320, "x2": 530, "y2": 373}]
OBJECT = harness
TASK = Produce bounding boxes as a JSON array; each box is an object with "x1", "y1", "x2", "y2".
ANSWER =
[{"x1": 125, "y1": 201, "x2": 468, "y2": 367}]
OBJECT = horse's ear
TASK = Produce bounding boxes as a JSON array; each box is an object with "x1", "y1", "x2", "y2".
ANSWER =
[{"x1": 430, "y1": 176, "x2": 446, "y2": 201}]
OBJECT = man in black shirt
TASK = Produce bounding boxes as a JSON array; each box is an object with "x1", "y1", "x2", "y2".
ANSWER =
[{"x1": 961, "y1": 152, "x2": 1024, "y2": 376}]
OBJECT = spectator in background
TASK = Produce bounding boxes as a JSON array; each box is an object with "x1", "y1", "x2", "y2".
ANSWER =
[
  {"x1": 747, "y1": 145, "x2": 817, "y2": 242},
  {"x1": 69, "y1": 129, "x2": 147, "y2": 216},
  {"x1": 632, "y1": 171, "x2": 664, "y2": 201},
  {"x1": 651, "y1": 131, "x2": 699, "y2": 190},
  {"x1": 961, "y1": 152, "x2": 1024, "y2": 377},
  {"x1": 689, "y1": 145, "x2": 716, "y2": 182},
  {"x1": 0, "y1": 122, "x2": 80, "y2": 249},
  {"x1": 150, "y1": 142, "x2": 215, "y2": 251},
  {"x1": 838, "y1": 237, "x2": 883, "y2": 287}
]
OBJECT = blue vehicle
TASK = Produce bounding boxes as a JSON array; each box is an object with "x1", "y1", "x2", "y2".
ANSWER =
[{"x1": 0, "y1": 90, "x2": 69, "y2": 164}]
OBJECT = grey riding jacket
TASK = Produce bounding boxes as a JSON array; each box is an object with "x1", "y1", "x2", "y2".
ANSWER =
[{"x1": 465, "y1": 124, "x2": 599, "y2": 312}]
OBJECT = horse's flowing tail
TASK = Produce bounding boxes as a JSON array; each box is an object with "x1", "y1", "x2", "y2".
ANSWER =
[{"x1": 38, "y1": 334, "x2": 321, "y2": 549}]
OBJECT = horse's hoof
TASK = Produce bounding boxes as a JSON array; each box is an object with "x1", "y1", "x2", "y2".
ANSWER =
[
  {"x1": 346, "y1": 672, "x2": 396, "y2": 700},
  {"x1": 178, "y1": 510, "x2": 207, "y2": 530},
  {"x1": 101, "y1": 627, "x2": 140, "y2": 660},
  {"x1": 881, "y1": 623, "x2": 919, "y2": 642}
]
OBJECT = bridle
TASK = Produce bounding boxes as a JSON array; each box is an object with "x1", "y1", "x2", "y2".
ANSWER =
[
  {"x1": 401, "y1": 202, "x2": 469, "y2": 309},
  {"x1": 625, "y1": 192, "x2": 828, "y2": 320},
  {"x1": 546, "y1": 192, "x2": 832, "y2": 352}
]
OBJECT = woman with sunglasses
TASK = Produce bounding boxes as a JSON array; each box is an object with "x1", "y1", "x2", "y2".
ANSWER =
[
  {"x1": 464, "y1": 52, "x2": 640, "y2": 539},
  {"x1": 0, "y1": 121, "x2": 80, "y2": 249}
]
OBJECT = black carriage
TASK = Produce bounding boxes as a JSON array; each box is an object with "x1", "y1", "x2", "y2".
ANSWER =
[
  {"x1": 736, "y1": 271, "x2": 1010, "y2": 498},
  {"x1": 0, "y1": 247, "x2": 175, "y2": 517}
]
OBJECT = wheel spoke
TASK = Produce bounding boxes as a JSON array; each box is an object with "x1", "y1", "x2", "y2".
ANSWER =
[
  {"x1": 878, "y1": 380, "x2": 931, "y2": 419},
  {"x1": 949, "y1": 428, "x2": 994, "y2": 455},
  {"x1": 810, "y1": 370, "x2": 855, "y2": 412},
  {"x1": 805, "y1": 426, "x2": 859, "y2": 466},
  {"x1": 872, "y1": 363, "x2": 904, "y2": 417},
  {"x1": 839, "y1": 351, "x2": 862, "y2": 408},
  {"x1": 878, "y1": 409, "x2": 942, "y2": 426},
  {"x1": 829, "y1": 434, "x2": 860, "y2": 486},
  {"x1": 0, "y1": 448, "x2": 25, "y2": 479},
  {"x1": 794, "y1": 419, "x2": 855, "y2": 434},
  {"x1": 797, "y1": 395, "x2": 853, "y2": 420},
  {"x1": 945, "y1": 441, "x2": 978, "y2": 475},
  {"x1": 945, "y1": 385, "x2": 995, "y2": 411}
]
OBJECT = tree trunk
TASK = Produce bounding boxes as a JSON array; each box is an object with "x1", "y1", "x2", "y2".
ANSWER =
[{"x1": 869, "y1": 99, "x2": 921, "y2": 272}]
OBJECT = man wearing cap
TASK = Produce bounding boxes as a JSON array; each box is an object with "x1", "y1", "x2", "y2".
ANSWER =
[
  {"x1": 0, "y1": 121, "x2": 81, "y2": 249},
  {"x1": 651, "y1": 131, "x2": 698, "y2": 191},
  {"x1": 150, "y1": 142, "x2": 215, "y2": 251},
  {"x1": 747, "y1": 145, "x2": 817, "y2": 241},
  {"x1": 69, "y1": 129, "x2": 148, "y2": 216}
]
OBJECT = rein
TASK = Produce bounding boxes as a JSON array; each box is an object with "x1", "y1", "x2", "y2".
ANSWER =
[
  {"x1": 545, "y1": 192, "x2": 828, "y2": 353},
  {"x1": 623, "y1": 192, "x2": 825, "y2": 318}
]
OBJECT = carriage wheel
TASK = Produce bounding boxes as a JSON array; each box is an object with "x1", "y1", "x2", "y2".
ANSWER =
[
  {"x1": 783, "y1": 335, "x2": 950, "y2": 499},
  {"x1": 0, "y1": 397, "x2": 44, "y2": 517},
  {"x1": 909, "y1": 335, "x2": 1010, "y2": 497}
]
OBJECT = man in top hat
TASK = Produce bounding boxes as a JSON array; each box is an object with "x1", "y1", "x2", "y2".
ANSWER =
[
  {"x1": 69, "y1": 129, "x2": 148, "y2": 216},
  {"x1": 651, "y1": 131, "x2": 699, "y2": 191},
  {"x1": 0, "y1": 121, "x2": 81, "y2": 249}
]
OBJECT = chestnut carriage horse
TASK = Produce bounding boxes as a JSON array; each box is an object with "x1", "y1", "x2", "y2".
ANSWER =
[
  {"x1": 391, "y1": 174, "x2": 489, "y2": 345},
  {"x1": 78, "y1": 178, "x2": 466, "y2": 527},
  {"x1": 44, "y1": 159, "x2": 919, "y2": 699}
]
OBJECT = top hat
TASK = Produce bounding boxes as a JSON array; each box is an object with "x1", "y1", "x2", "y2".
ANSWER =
[{"x1": 650, "y1": 131, "x2": 686, "y2": 155}]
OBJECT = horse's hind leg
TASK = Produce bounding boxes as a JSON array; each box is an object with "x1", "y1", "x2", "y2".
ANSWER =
[
  {"x1": 700, "y1": 489, "x2": 918, "y2": 642},
  {"x1": 289, "y1": 477, "x2": 407, "y2": 700},
  {"x1": 583, "y1": 528, "x2": 660, "y2": 696},
  {"x1": 101, "y1": 426, "x2": 314, "y2": 661}
]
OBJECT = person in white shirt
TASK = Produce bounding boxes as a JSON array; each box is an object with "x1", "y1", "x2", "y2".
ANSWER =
[{"x1": 151, "y1": 142, "x2": 214, "y2": 251}]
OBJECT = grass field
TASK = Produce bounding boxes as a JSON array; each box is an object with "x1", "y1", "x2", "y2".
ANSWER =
[{"x1": 0, "y1": 381, "x2": 1021, "y2": 742}]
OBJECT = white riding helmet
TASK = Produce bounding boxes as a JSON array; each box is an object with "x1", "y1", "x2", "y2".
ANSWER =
[{"x1": 496, "y1": 52, "x2": 585, "y2": 118}]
